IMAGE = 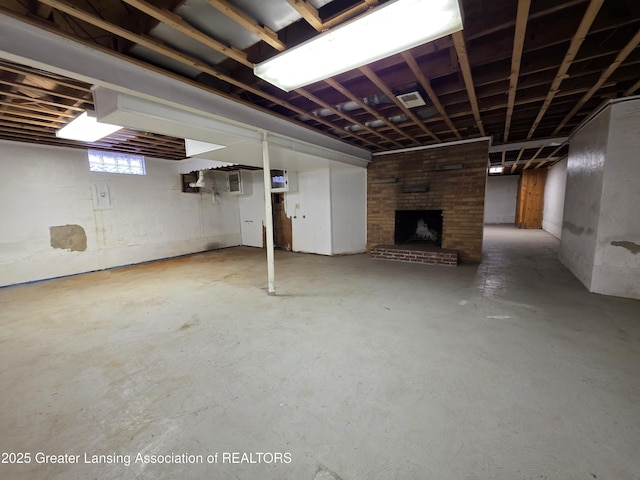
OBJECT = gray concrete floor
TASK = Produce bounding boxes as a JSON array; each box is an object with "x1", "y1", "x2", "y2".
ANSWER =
[{"x1": 1, "y1": 226, "x2": 639, "y2": 480}]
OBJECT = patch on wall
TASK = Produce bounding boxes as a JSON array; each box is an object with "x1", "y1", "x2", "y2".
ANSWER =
[
  {"x1": 50, "y1": 224, "x2": 87, "y2": 252},
  {"x1": 611, "y1": 240, "x2": 640, "y2": 255}
]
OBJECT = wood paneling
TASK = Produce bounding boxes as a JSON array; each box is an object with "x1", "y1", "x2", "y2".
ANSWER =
[
  {"x1": 272, "y1": 193, "x2": 292, "y2": 251},
  {"x1": 515, "y1": 169, "x2": 547, "y2": 228}
]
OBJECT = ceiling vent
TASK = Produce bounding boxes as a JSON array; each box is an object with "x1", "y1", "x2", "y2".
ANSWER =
[{"x1": 396, "y1": 91, "x2": 426, "y2": 109}]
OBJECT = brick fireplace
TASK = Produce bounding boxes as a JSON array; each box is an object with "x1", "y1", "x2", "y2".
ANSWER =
[{"x1": 367, "y1": 139, "x2": 489, "y2": 264}]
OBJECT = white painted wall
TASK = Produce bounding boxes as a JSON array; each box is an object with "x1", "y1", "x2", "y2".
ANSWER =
[
  {"x1": 484, "y1": 175, "x2": 518, "y2": 224},
  {"x1": 560, "y1": 108, "x2": 609, "y2": 291},
  {"x1": 560, "y1": 98, "x2": 640, "y2": 299},
  {"x1": 542, "y1": 158, "x2": 567, "y2": 239},
  {"x1": 330, "y1": 167, "x2": 367, "y2": 254},
  {"x1": 591, "y1": 100, "x2": 640, "y2": 299},
  {"x1": 238, "y1": 166, "x2": 366, "y2": 255},
  {"x1": 285, "y1": 169, "x2": 332, "y2": 255},
  {"x1": 238, "y1": 170, "x2": 265, "y2": 248},
  {"x1": 0, "y1": 140, "x2": 240, "y2": 287}
]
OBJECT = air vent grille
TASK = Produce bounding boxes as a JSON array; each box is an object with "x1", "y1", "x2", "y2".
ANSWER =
[{"x1": 396, "y1": 91, "x2": 427, "y2": 108}]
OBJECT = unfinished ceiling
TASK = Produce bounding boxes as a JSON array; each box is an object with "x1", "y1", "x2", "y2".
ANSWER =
[{"x1": 0, "y1": 0, "x2": 639, "y2": 173}]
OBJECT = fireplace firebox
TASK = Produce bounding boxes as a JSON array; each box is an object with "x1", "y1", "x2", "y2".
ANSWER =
[{"x1": 394, "y1": 210, "x2": 443, "y2": 246}]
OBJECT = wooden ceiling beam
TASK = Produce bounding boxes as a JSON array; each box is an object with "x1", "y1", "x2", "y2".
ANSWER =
[
  {"x1": 522, "y1": 145, "x2": 545, "y2": 170},
  {"x1": 553, "y1": 27, "x2": 640, "y2": 136},
  {"x1": 359, "y1": 65, "x2": 439, "y2": 141},
  {"x1": 286, "y1": 0, "x2": 323, "y2": 32},
  {"x1": 323, "y1": 78, "x2": 419, "y2": 145},
  {"x1": 205, "y1": 0, "x2": 285, "y2": 51},
  {"x1": 527, "y1": 0, "x2": 605, "y2": 139},
  {"x1": 296, "y1": 87, "x2": 404, "y2": 148},
  {"x1": 0, "y1": 78, "x2": 88, "y2": 103},
  {"x1": 401, "y1": 51, "x2": 461, "y2": 139},
  {"x1": 0, "y1": 62, "x2": 91, "y2": 92},
  {"x1": 36, "y1": 0, "x2": 370, "y2": 147},
  {"x1": 510, "y1": 147, "x2": 526, "y2": 173},
  {"x1": 0, "y1": 90, "x2": 86, "y2": 111},
  {"x1": 120, "y1": 0, "x2": 252, "y2": 67},
  {"x1": 293, "y1": 88, "x2": 382, "y2": 148},
  {"x1": 504, "y1": 0, "x2": 531, "y2": 142},
  {"x1": 110, "y1": 131, "x2": 182, "y2": 148},
  {"x1": 121, "y1": 131, "x2": 184, "y2": 147},
  {"x1": 0, "y1": 117, "x2": 62, "y2": 129},
  {"x1": 322, "y1": 1, "x2": 378, "y2": 30},
  {"x1": 625, "y1": 79, "x2": 640, "y2": 95},
  {"x1": 535, "y1": 142, "x2": 567, "y2": 169},
  {"x1": 465, "y1": 0, "x2": 588, "y2": 42},
  {"x1": 0, "y1": 100, "x2": 75, "y2": 118},
  {"x1": 0, "y1": 108, "x2": 67, "y2": 124},
  {"x1": 452, "y1": 31, "x2": 485, "y2": 136}
]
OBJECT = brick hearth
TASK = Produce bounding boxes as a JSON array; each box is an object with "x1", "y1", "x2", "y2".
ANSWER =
[
  {"x1": 370, "y1": 244, "x2": 458, "y2": 266},
  {"x1": 367, "y1": 139, "x2": 490, "y2": 263}
]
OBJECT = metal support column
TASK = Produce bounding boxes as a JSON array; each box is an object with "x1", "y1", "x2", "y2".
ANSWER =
[{"x1": 262, "y1": 132, "x2": 276, "y2": 295}]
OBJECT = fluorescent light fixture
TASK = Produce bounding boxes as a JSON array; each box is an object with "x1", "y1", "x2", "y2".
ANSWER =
[
  {"x1": 489, "y1": 166, "x2": 504, "y2": 174},
  {"x1": 56, "y1": 111, "x2": 122, "y2": 142},
  {"x1": 254, "y1": 0, "x2": 464, "y2": 92}
]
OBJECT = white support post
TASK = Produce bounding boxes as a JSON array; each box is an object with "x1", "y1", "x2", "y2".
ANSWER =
[{"x1": 262, "y1": 132, "x2": 276, "y2": 296}]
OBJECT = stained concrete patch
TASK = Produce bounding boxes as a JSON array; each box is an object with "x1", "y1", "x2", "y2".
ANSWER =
[
  {"x1": 610, "y1": 240, "x2": 640, "y2": 255},
  {"x1": 50, "y1": 224, "x2": 87, "y2": 252},
  {"x1": 562, "y1": 221, "x2": 585, "y2": 235}
]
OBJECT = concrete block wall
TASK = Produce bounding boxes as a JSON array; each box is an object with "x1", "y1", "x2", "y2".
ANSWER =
[
  {"x1": 484, "y1": 175, "x2": 519, "y2": 224},
  {"x1": 0, "y1": 140, "x2": 241, "y2": 287},
  {"x1": 560, "y1": 97, "x2": 640, "y2": 299},
  {"x1": 367, "y1": 140, "x2": 490, "y2": 263}
]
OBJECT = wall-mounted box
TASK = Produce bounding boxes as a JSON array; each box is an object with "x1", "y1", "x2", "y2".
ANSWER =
[
  {"x1": 271, "y1": 169, "x2": 297, "y2": 193},
  {"x1": 227, "y1": 170, "x2": 243, "y2": 194},
  {"x1": 227, "y1": 170, "x2": 254, "y2": 195}
]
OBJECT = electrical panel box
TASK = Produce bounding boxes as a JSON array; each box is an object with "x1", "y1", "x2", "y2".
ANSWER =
[
  {"x1": 270, "y1": 169, "x2": 297, "y2": 193},
  {"x1": 227, "y1": 170, "x2": 243, "y2": 195}
]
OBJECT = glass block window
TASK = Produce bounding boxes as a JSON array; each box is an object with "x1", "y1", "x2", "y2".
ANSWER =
[{"x1": 88, "y1": 149, "x2": 146, "y2": 175}]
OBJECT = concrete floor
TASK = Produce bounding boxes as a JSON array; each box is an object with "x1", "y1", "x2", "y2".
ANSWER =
[{"x1": 1, "y1": 226, "x2": 639, "y2": 480}]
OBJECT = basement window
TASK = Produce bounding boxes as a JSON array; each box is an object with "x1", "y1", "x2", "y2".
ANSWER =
[{"x1": 88, "y1": 149, "x2": 146, "y2": 175}]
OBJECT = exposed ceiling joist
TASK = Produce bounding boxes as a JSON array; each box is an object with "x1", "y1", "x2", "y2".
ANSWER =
[
  {"x1": 535, "y1": 142, "x2": 567, "y2": 169},
  {"x1": 0, "y1": 61, "x2": 91, "y2": 92},
  {"x1": 401, "y1": 51, "x2": 461, "y2": 139},
  {"x1": 359, "y1": 65, "x2": 439, "y2": 141},
  {"x1": 0, "y1": 77, "x2": 89, "y2": 103},
  {"x1": 322, "y1": 1, "x2": 378, "y2": 30},
  {"x1": 294, "y1": 87, "x2": 387, "y2": 148},
  {"x1": 323, "y1": 78, "x2": 419, "y2": 145},
  {"x1": 489, "y1": 137, "x2": 568, "y2": 153},
  {"x1": 34, "y1": 0, "x2": 371, "y2": 146},
  {"x1": 1, "y1": 0, "x2": 639, "y2": 161},
  {"x1": 510, "y1": 147, "x2": 526, "y2": 173},
  {"x1": 205, "y1": 0, "x2": 285, "y2": 51},
  {"x1": 0, "y1": 99, "x2": 74, "y2": 118},
  {"x1": 553, "y1": 28, "x2": 640, "y2": 135},
  {"x1": 625, "y1": 79, "x2": 640, "y2": 95},
  {"x1": 527, "y1": 0, "x2": 605, "y2": 139},
  {"x1": 0, "y1": 89, "x2": 85, "y2": 112},
  {"x1": 119, "y1": 0, "x2": 252, "y2": 67},
  {"x1": 522, "y1": 145, "x2": 545, "y2": 170},
  {"x1": 286, "y1": 0, "x2": 323, "y2": 32},
  {"x1": 503, "y1": 0, "x2": 531, "y2": 142},
  {"x1": 452, "y1": 31, "x2": 485, "y2": 136}
]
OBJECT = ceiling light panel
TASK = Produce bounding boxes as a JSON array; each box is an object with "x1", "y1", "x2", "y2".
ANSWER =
[
  {"x1": 254, "y1": 0, "x2": 464, "y2": 92},
  {"x1": 55, "y1": 111, "x2": 122, "y2": 142}
]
